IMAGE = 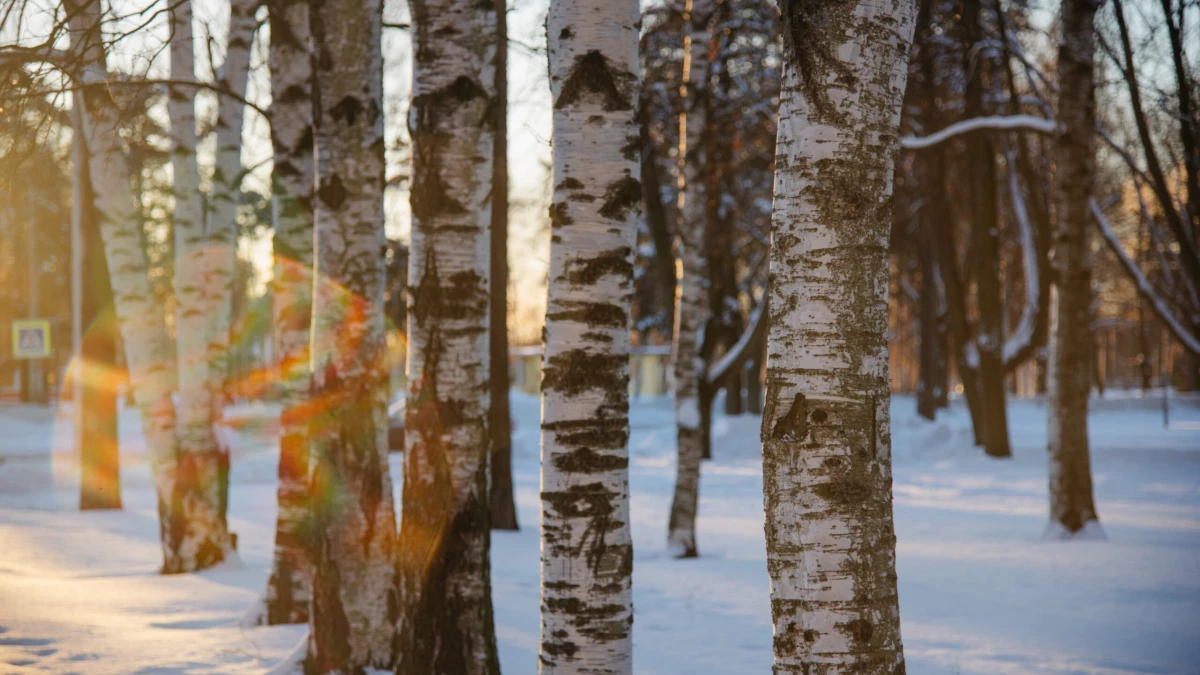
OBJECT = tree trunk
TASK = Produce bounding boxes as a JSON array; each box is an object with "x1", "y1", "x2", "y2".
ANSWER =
[
  {"x1": 763, "y1": 2, "x2": 914, "y2": 672},
  {"x1": 74, "y1": 98, "x2": 121, "y2": 511},
  {"x1": 394, "y1": 2, "x2": 500, "y2": 673},
  {"x1": 668, "y1": 0, "x2": 712, "y2": 560},
  {"x1": 67, "y1": 0, "x2": 182, "y2": 572},
  {"x1": 1047, "y1": 0, "x2": 1102, "y2": 537},
  {"x1": 304, "y1": 0, "x2": 398, "y2": 669},
  {"x1": 962, "y1": 0, "x2": 1011, "y2": 459},
  {"x1": 489, "y1": 0, "x2": 519, "y2": 533},
  {"x1": 263, "y1": 0, "x2": 315, "y2": 626},
  {"x1": 205, "y1": 0, "x2": 257, "y2": 415},
  {"x1": 539, "y1": 0, "x2": 640, "y2": 670},
  {"x1": 917, "y1": 228, "x2": 938, "y2": 420}
]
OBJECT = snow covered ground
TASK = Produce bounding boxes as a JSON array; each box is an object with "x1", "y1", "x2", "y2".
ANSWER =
[{"x1": 0, "y1": 392, "x2": 1198, "y2": 674}]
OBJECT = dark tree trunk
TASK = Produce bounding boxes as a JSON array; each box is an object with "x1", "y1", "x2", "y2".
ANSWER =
[
  {"x1": 917, "y1": 227, "x2": 939, "y2": 420},
  {"x1": 489, "y1": 0, "x2": 518, "y2": 532},
  {"x1": 1048, "y1": 0, "x2": 1102, "y2": 535},
  {"x1": 963, "y1": 0, "x2": 1010, "y2": 458},
  {"x1": 78, "y1": 137, "x2": 121, "y2": 511}
]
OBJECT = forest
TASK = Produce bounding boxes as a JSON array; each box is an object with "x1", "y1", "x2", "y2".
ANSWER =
[{"x1": 0, "y1": 0, "x2": 1198, "y2": 673}]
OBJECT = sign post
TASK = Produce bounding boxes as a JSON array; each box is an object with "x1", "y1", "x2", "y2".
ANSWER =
[{"x1": 12, "y1": 320, "x2": 52, "y2": 360}]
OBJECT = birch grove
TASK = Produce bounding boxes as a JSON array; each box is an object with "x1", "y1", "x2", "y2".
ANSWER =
[
  {"x1": 394, "y1": 1, "x2": 500, "y2": 672},
  {"x1": 539, "y1": 0, "x2": 641, "y2": 670},
  {"x1": 762, "y1": 1, "x2": 915, "y2": 672},
  {"x1": 263, "y1": 0, "x2": 315, "y2": 625},
  {"x1": 304, "y1": 0, "x2": 398, "y2": 669},
  {"x1": 667, "y1": 0, "x2": 711, "y2": 560}
]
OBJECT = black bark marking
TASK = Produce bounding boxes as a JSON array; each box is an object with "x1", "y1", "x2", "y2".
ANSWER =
[
  {"x1": 779, "y1": 1, "x2": 857, "y2": 123},
  {"x1": 553, "y1": 448, "x2": 629, "y2": 473},
  {"x1": 772, "y1": 393, "x2": 808, "y2": 441},
  {"x1": 597, "y1": 176, "x2": 641, "y2": 220},
  {"x1": 317, "y1": 173, "x2": 347, "y2": 210},
  {"x1": 554, "y1": 50, "x2": 634, "y2": 111},
  {"x1": 545, "y1": 301, "x2": 626, "y2": 328},
  {"x1": 549, "y1": 202, "x2": 573, "y2": 229},
  {"x1": 842, "y1": 617, "x2": 874, "y2": 643},
  {"x1": 541, "y1": 350, "x2": 627, "y2": 398},
  {"x1": 409, "y1": 249, "x2": 488, "y2": 328},
  {"x1": 542, "y1": 418, "x2": 629, "y2": 450},
  {"x1": 563, "y1": 247, "x2": 632, "y2": 285},
  {"x1": 330, "y1": 95, "x2": 363, "y2": 125}
]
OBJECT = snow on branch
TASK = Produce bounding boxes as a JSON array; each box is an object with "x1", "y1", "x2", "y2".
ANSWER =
[
  {"x1": 1002, "y1": 154, "x2": 1040, "y2": 365},
  {"x1": 706, "y1": 299, "x2": 767, "y2": 386},
  {"x1": 1092, "y1": 198, "x2": 1200, "y2": 354},
  {"x1": 900, "y1": 115, "x2": 1057, "y2": 150}
]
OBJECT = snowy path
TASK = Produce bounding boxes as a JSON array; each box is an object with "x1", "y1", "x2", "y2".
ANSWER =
[{"x1": 0, "y1": 394, "x2": 1197, "y2": 674}]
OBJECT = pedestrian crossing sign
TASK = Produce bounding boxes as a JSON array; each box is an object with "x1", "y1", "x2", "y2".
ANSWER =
[{"x1": 12, "y1": 320, "x2": 51, "y2": 359}]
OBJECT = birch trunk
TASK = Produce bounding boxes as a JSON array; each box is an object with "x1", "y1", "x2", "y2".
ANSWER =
[
  {"x1": 763, "y1": 2, "x2": 915, "y2": 672},
  {"x1": 169, "y1": 0, "x2": 235, "y2": 571},
  {"x1": 204, "y1": 0, "x2": 257, "y2": 411},
  {"x1": 305, "y1": 0, "x2": 398, "y2": 669},
  {"x1": 66, "y1": 0, "x2": 182, "y2": 571},
  {"x1": 1047, "y1": 0, "x2": 1102, "y2": 537},
  {"x1": 394, "y1": 2, "x2": 500, "y2": 673},
  {"x1": 539, "y1": 1, "x2": 640, "y2": 670},
  {"x1": 263, "y1": 0, "x2": 315, "y2": 625},
  {"x1": 667, "y1": 0, "x2": 712, "y2": 560}
]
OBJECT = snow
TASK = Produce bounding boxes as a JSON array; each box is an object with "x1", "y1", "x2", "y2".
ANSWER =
[
  {"x1": 900, "y1": 114, "x2": 1057, "y2": 150},
  {"x1": 1, "y1": 391, "x2": 1199, "y2": 674}
]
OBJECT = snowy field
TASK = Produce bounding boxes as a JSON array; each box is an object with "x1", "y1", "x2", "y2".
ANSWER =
[{"x1": 0, "y1": 392, "x2": 1198, "y2": 674}]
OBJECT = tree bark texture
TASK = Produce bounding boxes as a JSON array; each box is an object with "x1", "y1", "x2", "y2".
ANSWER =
[
  {"x1": 264, "y1": 0, "x2": 315, "y2": 625},
  {"x1": 1047, "y1": 0, "x2": 1101, "y2": 536},
  {"x1": 305, "y1": 0, "x2": 398, "y2": 669},
  {"x1": 668, "y1": 0, "x2": 712, "y2": 560},
  {"x1": 169, "y1": 0, "x2": 236, "y2": 573},
  {"x1": 490, "y1": 0, "x2": 519, "y2": 533},
  {"x1": 763, "y1": 1, "x2": 915, "y2": 672},
  {"x1": 395, "y1": 2, "x2": 500, "y2": 673},
  {"x1": 539, "y1": 0, "x2": 641, "y2": 671},
  {"x1": 67, "y1": 0, "x2": 182, "y2": 571}
]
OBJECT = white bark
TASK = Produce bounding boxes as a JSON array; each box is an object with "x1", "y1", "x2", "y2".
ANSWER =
[
  {"x1": 263, "y1": 0, "x2": 314, "y2": 625},
  {"x1": 763, "y1": 2, "x2": 915, "y2": 672},
  {"x1": 66, "y1": 0, "x2": 182, "y2": 572},
  {"x1": 394, "y1": 1, "x2": 500, "y2": 673},
  {"x1": 204, "y1": 0, "x2": 257, "y2": 409},
  {"x1": 169, "y1": 0, "x2": 235, "y2": 571},
  {"x1": 304, "y1": 0, "x2": 397, "y2": 670},
  {"x1": 396, "y1": 2, "x2": 499, "y2": 667},
  {"x1": 668, "y1": 0, "x2": 712, "y2": 560},
  {"x1": 540, "y1": 0, "x2": 640, "y2": 671}
]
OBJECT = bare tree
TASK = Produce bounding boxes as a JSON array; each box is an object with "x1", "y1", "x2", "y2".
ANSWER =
[
  {"x1": 762, "y1": 1, "x2": 915, "y2": 671},
  {"x1": 539, "y1": 0, "x2": 641, "y2": 670},
  {"x1": 304, "y1": 0, "x2": 398, "y2": 669},
  {"x1": 394, "y1": 1, "x2": 501, "y2": 672}
]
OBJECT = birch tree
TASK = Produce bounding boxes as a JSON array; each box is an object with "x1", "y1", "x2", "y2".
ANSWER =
[
  {"x1": 169, "y1": 0, "x2": 236, "y2": 572},
  {"x1": 762, "y1": 1, "x2": 915, "y2": 672},
  {"x1": 393, "y1": 2, "x2": 500, "y2": 672},
  {"x1": 1046, "y1": 0, "x2": 1102, "y2": 538},
  {"x1": 667, "y1": 0, "x2": 712, "y2": 560},
  {"x1": 262, "y1": 0, "x2": 315, "y2": 625},
  {"x1": 539, "y1": 0, "x2": 640, "y2": 670},
  {"x1": 65, "y1": 0, "x2": 183, "y2": 572},
  {"x1": 203, "y1": 0, "x2": 258, "y2": 409},
  {"x1": 304, "y1": 0, "x2": 398, "y2": 669}
]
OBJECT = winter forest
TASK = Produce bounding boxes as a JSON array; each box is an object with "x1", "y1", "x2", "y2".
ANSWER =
[{"x1": 0, "y1": 0, "x2": 1198, "y2": 673}]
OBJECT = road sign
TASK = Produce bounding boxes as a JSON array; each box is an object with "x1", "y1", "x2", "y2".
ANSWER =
[{"x1": 12, "y1": 320, "x2": 51, "y2": 359}]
